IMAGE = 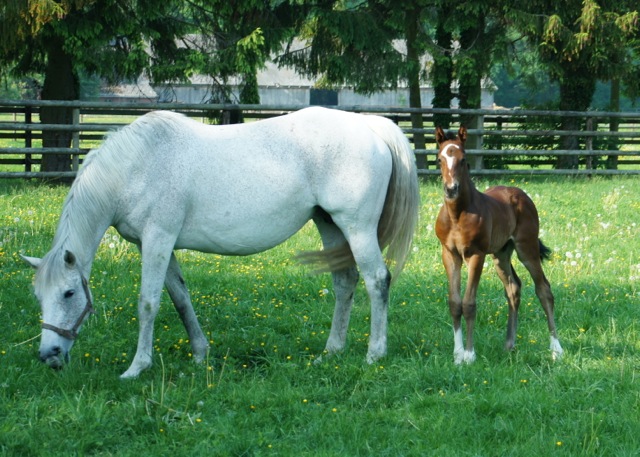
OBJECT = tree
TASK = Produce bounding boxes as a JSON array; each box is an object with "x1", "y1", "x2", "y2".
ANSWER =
[
  {"x1": 428, "y1": 4, "x2": 454, "y2": 129},
  {"x1": 179, "y1": 0, "x2": 299, "y2": 108},
  {"x1": 277, "y1": 1, "x2": 433, "y2": 167},
  {"x1": 279, "y1": 2, "x2": 403, "y2": 92},
  {"x1": 0, "y1": 0, "x2": 296, "y2": 172},
  {"x1": 508, "y1": 0, "x2": 639, "y2": 168},
  {"x1": 1, "y1": 0, "x2": 198, "y2": 174},
  {"x1": 421, "y1": 0, "x2": 508, "y2": 170}
]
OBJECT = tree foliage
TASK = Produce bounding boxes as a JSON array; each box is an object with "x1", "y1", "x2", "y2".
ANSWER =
[
  {"x1": 183, "y1": 0, "x2": 299, "y2": 105},
  {"x1": 1, "y1": 0, "x2": 197, "y2": 173},
  {"x1": 504, "y1": 0, "x2": 638, "y2": 168},
  {"x1": 277, "y1": 1, "x2": 404, "y2": 94},
  {"x1": 0, "y1": 0, "x2": 297, "y2": 171},
  {"x1": 507, "y1": 0, "x2": 638, "y2": 106},
  {"x1": 1, "y1": 1, "x2": 640, "y2": 173}
]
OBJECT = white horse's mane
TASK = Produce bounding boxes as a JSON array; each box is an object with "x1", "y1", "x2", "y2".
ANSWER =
[{"x1": 35, "y1": 112, "x2": 188, "y2": 291}]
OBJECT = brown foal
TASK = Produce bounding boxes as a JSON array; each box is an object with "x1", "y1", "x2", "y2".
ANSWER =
[{"x1": 434, "y1": 126, "x2": 563, "y2": 364}]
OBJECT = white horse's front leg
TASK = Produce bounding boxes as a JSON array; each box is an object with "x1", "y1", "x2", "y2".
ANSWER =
[
  {"x1": 121, "y1": 295, "x2": 159, "y2": 379},
  {"x1": 165, "y1": 253, "x2": 209, "y2": 363},
  {"x1": 121, "y1": 243, "x2": 173, "y2": 379}
]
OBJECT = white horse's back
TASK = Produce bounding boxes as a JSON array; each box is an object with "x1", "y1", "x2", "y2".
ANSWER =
[{"x1": 100, "y1": 108, "x2": 400, "y2": 256}]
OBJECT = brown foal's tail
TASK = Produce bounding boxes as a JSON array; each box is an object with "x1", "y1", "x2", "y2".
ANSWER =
[{"x1": 539, "y1": 240, "x2": 552, "y2": 262}]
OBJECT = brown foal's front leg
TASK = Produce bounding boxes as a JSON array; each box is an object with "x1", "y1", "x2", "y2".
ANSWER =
[
  {"x1": 459, "y1": 253, "x2": 485, "y2": 363},
  {"x1": 441, "y1": 247, "x2": 465, "y2": 364}
]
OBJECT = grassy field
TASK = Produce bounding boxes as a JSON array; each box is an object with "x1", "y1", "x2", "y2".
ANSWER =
[{"x1": 1, "y1": 176, "x2": 639, "y2": 456}]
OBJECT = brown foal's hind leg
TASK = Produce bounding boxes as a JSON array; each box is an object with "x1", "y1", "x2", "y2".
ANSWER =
[
  {"x1": 492, "y1": 242, "x2": 522, "y2": 351},
  {"x1": 516, "y1": 240, "x2": 564, "y2": 360}
]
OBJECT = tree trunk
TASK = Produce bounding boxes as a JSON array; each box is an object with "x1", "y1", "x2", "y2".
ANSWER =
[
  {"x1": 458, "y1": 14, "x2": 485, "y2": 170},
  {"x1": 458, "y1": 18, "x2": 484, "y2": 122},
  {"x1": 556, "y1": 62, "x2": 596, "y2": 169},
  {"x1": 40, "y1": 36, "x2": 79, "y2": 177},
  {"x1": 240, "y1": 70, "x2": 260, "y2": 105},
  {"x1": 431, "y1": 11, "x2": 453, "y2": 129},
  {"x1": 405, "y1": 8, "x2": 426, "y2": 170}
]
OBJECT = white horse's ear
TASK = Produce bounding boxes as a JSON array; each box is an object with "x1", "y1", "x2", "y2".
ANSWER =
[
  {"x1": 63, "y1": 250, "x2": 77, "y2": 268},
  {"x1": 20, "y1": 254, "x2": 42, "y2": 270}
]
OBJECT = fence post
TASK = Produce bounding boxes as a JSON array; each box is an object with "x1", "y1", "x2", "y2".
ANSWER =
[
  {"x1": 585, "y1": 117, "x2": 594, "y2": 171},
  {"x1": 606, "y1": 115, "x2": 619, "y2": 170},
  {"x1": 72, "y1": 108, "x2": 80, "y2": 172},
  {"x1": 468, "y1": 114, "x2": 484, "y2": 171},
  {"x1": 25, "y1": 106, "x2": 33, "y2": 173}
]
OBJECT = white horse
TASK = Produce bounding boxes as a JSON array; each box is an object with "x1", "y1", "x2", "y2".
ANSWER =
[{"x1": 22, "y1": 107, "x2": 420, "y2": 378}]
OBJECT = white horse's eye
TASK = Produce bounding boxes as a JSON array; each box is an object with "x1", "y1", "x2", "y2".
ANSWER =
[{"x1": 63, "y1": 290, "x2": 75, "y2": 299}]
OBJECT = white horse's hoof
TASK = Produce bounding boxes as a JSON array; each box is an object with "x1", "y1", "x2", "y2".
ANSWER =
[
  {"x1": 120, "y1": 359, "x2": 150, "y2": 379},
  {"x1": 120, "y1": 369, "x2": 140, "y2": 380},
  {"x1": 313, "y1": 352, "x2": 329, "y2": 365},
  {"x1": 192, "y1": 348, "x2": 209, "y2": 364},
  {"x1": 366, "y1": 350, "x2": 386, "y2": 365}
]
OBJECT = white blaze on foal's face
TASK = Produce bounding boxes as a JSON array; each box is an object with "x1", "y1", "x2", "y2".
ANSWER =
[{"x1": 440, "y1": 143, "x2": 461, "y2": 183}]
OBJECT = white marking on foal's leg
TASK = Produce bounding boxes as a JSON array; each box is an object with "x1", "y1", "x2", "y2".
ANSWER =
[
  {"x1": 453, "y1": 328, "x2": 465, "y2": 364},
  {"x1": 550, "y1": 336, "x2": 564, "y2": 361},
  {"x1": 463, "y1": 350, "x2": 476, "y2": 364},
  {"x1": 453, "y1": 328, "x2": 476, "y2": 364}
]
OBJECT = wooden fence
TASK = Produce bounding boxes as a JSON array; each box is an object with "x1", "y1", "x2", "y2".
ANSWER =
[{"x1": 1, "y1": 99, "x2": 639, "y2": 179}]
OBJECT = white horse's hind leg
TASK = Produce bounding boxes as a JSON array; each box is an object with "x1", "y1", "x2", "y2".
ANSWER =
[
  {"x1": 121, "y1": 240, "x2": 174, "y2": 379},
  {"x1": 164, "y1": 253, "x2": 209, "y2": 363},
  {"x1": 362, "y1": 266, "x2": 390, "y2": 364},
  {"x1": 312, "y1": 215, "x2": 359, "y2": 362},
  {"x1": 322, "y1": 266, "x2": 359, "y2": 359},
  {"x1": 349, "y1": 234, "x2": 391, "y2": 364}
]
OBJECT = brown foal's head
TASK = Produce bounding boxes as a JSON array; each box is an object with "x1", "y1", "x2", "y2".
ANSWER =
[{"x1": 435, "y1": 126, "x2": 468, "y2": 200}]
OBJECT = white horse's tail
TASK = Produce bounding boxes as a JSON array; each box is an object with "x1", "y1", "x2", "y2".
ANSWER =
[
  {"x1": 300, "y1": 116, "x2": 420, "y2": 282},
  {"x1": 368, "y1": 116, "x2": 420, "y2": 281}
]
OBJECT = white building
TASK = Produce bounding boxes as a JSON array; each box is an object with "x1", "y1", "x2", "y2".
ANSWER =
[{"x1": 101, "y1": 41, "x2": 495, "y2": 108}]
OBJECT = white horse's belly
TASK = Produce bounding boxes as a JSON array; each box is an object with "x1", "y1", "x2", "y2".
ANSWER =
[
  {"x1": 173, "y1": 196, "x2": 315, "y2": 255},
  {"x1": 174, "y1": 216, "x2": 311, "y2": 255}
]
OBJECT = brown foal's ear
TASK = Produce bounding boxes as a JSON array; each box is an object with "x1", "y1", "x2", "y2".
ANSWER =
[
  {"x1": 458, "y1": 126, "x2": 467, "y2": 144},
  {"x1": 435, "y1": 126, "x2": 446, "y2": 145}
]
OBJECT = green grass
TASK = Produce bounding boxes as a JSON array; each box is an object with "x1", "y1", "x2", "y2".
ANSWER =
[{"x1": 1, "y1": 177, "x2": 639, "y2": 456}]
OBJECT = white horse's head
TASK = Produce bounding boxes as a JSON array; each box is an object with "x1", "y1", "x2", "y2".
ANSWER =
[{"x1": 22, "y1": 250, "x2": 94, "y2": 370}]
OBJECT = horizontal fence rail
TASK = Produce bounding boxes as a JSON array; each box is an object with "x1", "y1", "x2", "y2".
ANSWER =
[{"x1": 1, "y1": 99, "x2": 639, "y2": 179}]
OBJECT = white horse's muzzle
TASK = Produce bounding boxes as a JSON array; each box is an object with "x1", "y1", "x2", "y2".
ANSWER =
[{"x1": 40, "y1": 345, "x2": 70, "y2": 369}]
